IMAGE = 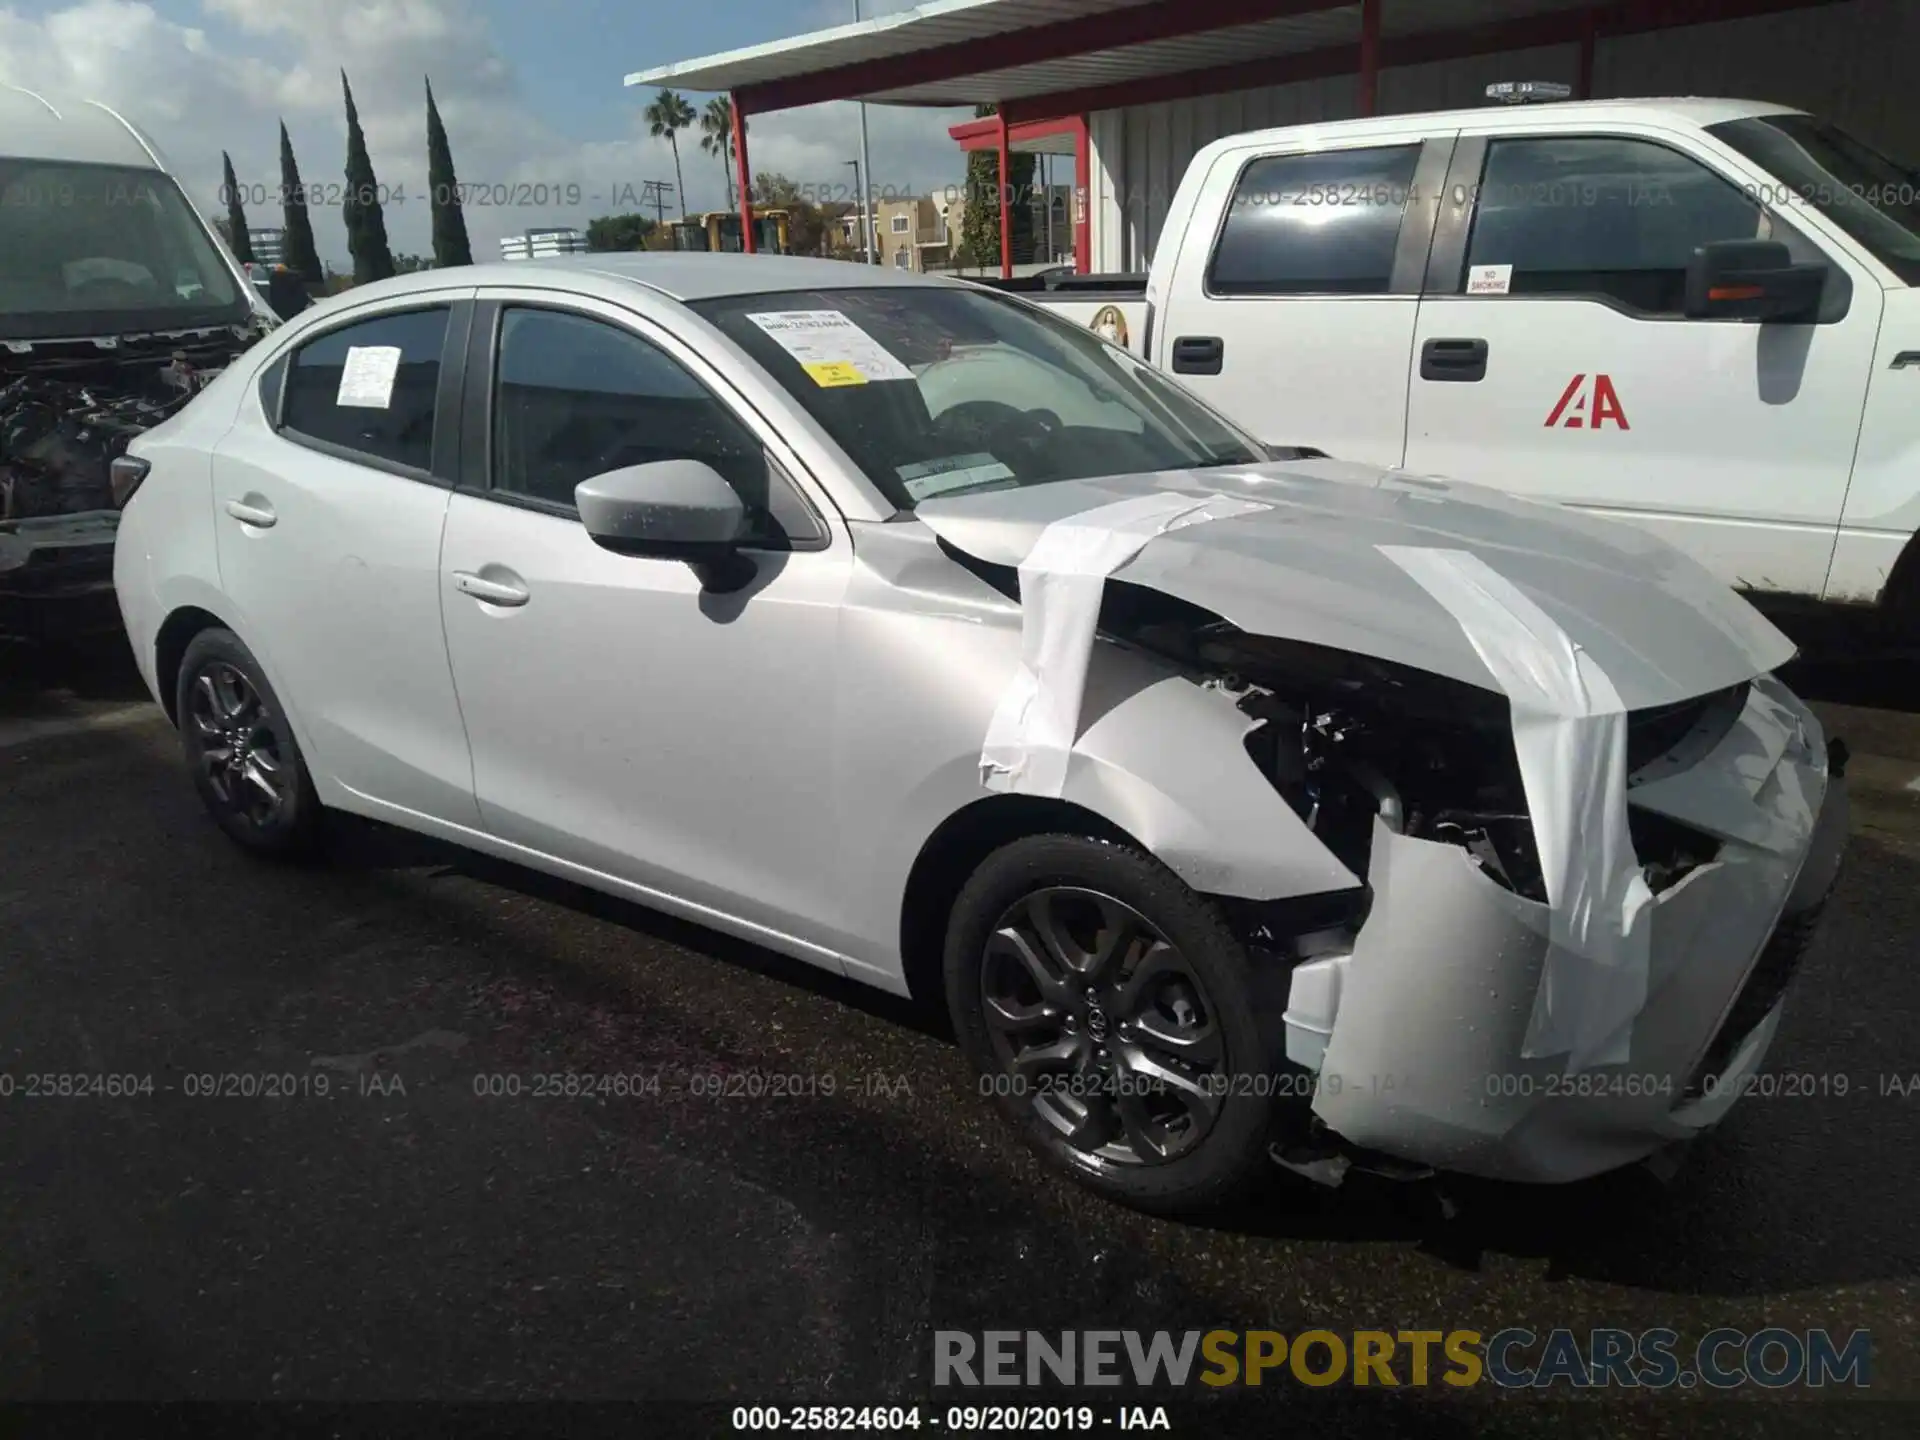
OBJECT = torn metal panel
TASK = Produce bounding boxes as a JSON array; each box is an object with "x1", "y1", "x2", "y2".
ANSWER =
[
  {"x1": 979, "y1": 490, "x2": 1267, "y2": 796},
  {"x1": 916, "y1": 459, "x2": 1796, "y2": 712},
  {"x1": 1305, "y1": 682, "x2": 1844, "y2": 1184}
]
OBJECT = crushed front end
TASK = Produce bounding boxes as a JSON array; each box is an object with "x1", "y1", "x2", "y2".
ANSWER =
[
  {"x1": 1186, "y1": 626, "x2": 1846, "y2": 1184},
  {"x1": 0, "y1": 327, "x2": 248, "y2": 643}
]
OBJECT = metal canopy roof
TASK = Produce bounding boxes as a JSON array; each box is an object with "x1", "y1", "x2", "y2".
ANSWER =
[{"x1": 624, "y1": 0, "x2": 1609, "y2": 109}]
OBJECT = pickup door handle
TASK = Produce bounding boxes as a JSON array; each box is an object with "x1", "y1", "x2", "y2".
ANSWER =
[
  {"x1": 1420, "y1": 338, "x2": 1489, "y2": 382},
  {"x1": 1170, "y1": 335, "x2": 1225, "y2": 375},
  {"x1": 223, "y1": 497, "x2": 277, "y2": 528},
  {"x1": 451, "y1": 570, "x2": 530, "y2": 608}
]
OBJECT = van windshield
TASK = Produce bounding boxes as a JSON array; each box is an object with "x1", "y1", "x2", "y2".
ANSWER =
[
  {"x1": 0, "y1": 160, "x2": 247, "y2": 339},
  {"x1": 1709, "y1": 115, "x2": 1920, "y2": 284}
]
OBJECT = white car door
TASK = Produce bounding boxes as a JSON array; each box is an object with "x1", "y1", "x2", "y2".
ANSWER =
[
  {"x1": 1154, "y1": 133, "x2": 1454, "y2": 466},
  {"x1": 210, "y1": 293, "x2": 481, "y2": 827},
  {"x1": 1404, "y1": 128, "x2": 1883, "y2": 599},
  {"x1": 437, "y1": 293, "x2": 854, "y2": 953}
]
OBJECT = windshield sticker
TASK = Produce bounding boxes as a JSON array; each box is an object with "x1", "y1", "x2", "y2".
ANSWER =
[
  {"x1": 336, "y1": 345, "x2": 403, "y2": 409},
  {"x1": 898, "y1": 453, "x2": 1017, "y2": 501},
  {"x1": 1466, "y1": 263, "x2": 1513, "y2": 295},
  {"x1": 745, "y1": 310, "x2": 916, "y2": 388}
]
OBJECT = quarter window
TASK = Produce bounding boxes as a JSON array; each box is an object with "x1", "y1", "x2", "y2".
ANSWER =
[
  {"x1": 1209, "y1": 144, "x2": 1422, "y2": 295},
  {"x1": 490, "y1": 307, "x2": 820, "y2": 546},
  {"x1": 281, "y1": 307, "x2": 449, "y2": 471},
  {"x1": 1464, "y1": 136, "x2": 1767, "y2": 313}
]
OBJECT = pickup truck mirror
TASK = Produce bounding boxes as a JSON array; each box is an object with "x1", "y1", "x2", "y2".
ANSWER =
[
  {"x1": 576, "y1": 460, "x2": 755, "y2": 591},
  {"x1": 1683, "y1": 239, "x2": 1827, "y2": 323}
]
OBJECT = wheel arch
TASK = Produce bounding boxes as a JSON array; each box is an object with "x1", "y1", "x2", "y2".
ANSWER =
[
  {"x1": 896, "y1": 794, "x2": 1138, "y2": 1011},
  {"x1": 154, "y1": 604, "x2": 232, "y2": 724}
]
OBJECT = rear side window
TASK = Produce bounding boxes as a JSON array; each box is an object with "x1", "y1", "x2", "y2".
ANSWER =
[
  {"x1": 281, "y1": 307, "x2": 450, "y2": 472},
  {"x1": 1464, "y1": 136, "x2": 1765, "y2": 313},
  {"x1": 1209, "y1": 144, "x2": 1422, "y2": 295}
]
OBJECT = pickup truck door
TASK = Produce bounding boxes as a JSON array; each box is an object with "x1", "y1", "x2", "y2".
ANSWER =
[
  {"x1": 434, "y1": 292, "x2": 855, "y2": 955},
  {"x1": 1155, "y1": 134, "x2": 1454, "y2": 468},
  {"x1": 1403, "y1": 128, "x2": 1882, "y2": 601}
]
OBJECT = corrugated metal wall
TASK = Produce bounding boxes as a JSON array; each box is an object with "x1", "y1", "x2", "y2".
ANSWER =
[{"x1": 1089, "y1": 0, "x2": 1918, "y2": 271}]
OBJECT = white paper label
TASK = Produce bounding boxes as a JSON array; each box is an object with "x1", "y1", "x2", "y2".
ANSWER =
[
  {"x1": 898, "y1": 453, "x2": 1016, "y2": 501},
  {"x1": 336, "y1": 345, "x2": 403, "y2": 408},
  {"x1": 745, "y1": 310, "x2": 915, "y2": 388},
  {"x1": 1466, "y1": 263, "x2": 1513, "y2": 296}
]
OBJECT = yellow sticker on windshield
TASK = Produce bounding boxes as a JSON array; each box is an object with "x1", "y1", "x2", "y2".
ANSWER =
[{"x1": 803, "y1": 361, "x2": 868, "y2": 388}]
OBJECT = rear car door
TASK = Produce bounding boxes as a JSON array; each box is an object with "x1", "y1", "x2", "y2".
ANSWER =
[
  {"x1": 1155, "y1": 132, "x2": 1453, "y2": 466},
  {"x1": 1404, "y1": 128, "x2": 1882, "y2": 599},
  {"x1": 437, "y1": 292, "x2": 853, "y2": 951},
  {"x1": 211, "y1": 293, "x2": 481, "y2": 827}
]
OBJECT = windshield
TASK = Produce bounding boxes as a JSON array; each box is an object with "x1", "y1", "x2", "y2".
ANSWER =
[
  {"x1": 690, "y1": 286, "x2": 1264, "y2": 510},
  {"x1": 0, "y1": 161, "x2": 246, "y2": 339},
  {"x1": 1709, "y1": 114, "x2": 1920, "y2": 284}
]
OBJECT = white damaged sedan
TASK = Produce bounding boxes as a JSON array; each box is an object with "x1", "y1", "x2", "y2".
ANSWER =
[{"x1": 112, "y1": 255, "x2": 1847, "y2": 1212}]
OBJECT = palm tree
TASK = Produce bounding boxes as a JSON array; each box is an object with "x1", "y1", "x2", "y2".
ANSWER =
[
  {"x1": 700, "y1": 96, "x2": 739, "y2": 209},
  {"x1": 644, "y1": 88, "x2": 696, "y2": 218}
]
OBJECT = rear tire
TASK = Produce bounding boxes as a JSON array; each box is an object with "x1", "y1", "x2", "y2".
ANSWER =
[
  {"x1": 175, "y1": 628, "x2": 322, "y2": 860},
  {"x1": 944, "y1": 833, "x2": 1280, "y2": 1214}
]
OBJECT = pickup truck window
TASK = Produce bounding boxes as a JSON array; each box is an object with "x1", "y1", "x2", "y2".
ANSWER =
[
  {"x1": 692, "y1": 286, "x2": 1263, "y2": 510},
  {"x1": 1208, "y1": 144, "x2": 1422, "y2": 296},
  {"x1": 1708, "y1": 115, "x2": 1920, "y2": 285},
  {"x1": 1463, "y1": 136, "x2": 1764, "y2": 314}
]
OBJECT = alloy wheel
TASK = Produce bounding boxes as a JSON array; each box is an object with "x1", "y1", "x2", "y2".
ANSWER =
[
  {"x1": 186, "y1": 662, "x2": 289, "y2": 828},
  {"x1": 980, "y1": 886, "x2": 1228, "y2": 1166}
]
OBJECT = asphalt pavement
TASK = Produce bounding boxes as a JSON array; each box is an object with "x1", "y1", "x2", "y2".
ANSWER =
[{"x1": 1, "y1": 637, "x2": 1917, "y2": 1438}]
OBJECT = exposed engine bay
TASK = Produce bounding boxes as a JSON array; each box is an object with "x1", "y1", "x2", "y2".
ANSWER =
[
  {"x1": 0, "y1": 327, "x2": 249, "y2": 521},
  {"x1": 1104, "y1": 588, "x2": 1735, "y2": 909}
]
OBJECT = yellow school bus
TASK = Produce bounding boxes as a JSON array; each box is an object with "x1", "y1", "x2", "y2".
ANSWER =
[{"x1": 670, "y1": 210, "x2": 792, "y2": 255}]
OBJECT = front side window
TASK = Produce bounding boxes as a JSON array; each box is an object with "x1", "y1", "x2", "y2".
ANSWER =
[
  {"x1": 1463, "y1": 136, "x2": 1766, "y2": 313},
  {"x1": 281, "y1": 307, "x2": 449, "y2": 472},
  {"x1": 692, "y1": 286, "x2": 1263, "y2": 511},
  {"x1": 490, "y1": 307, "x2": 818, "y2": 546},
  {"x1": 0, "y1": 161, "x2": 246, "y2": 339},
  {"x1": 1208, "y1": 143, "x2": 1422, "y2": 296},
  {"x1": 1708, "y1": 114, "x2": 1920, "y2": 284}
]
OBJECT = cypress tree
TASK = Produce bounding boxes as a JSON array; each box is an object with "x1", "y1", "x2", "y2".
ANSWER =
[
  {"x1": 278, "y1": 122, "x2": 325, "y2": 285},
  {"x1": 222, "y1": 152, "x2": 255, "y2": 264},
  {"x1": 425, "y1": 78, "x2": 471, "y2": 267},
  {"x1": 341, "y1": 71, "x2": 396, "y2": 284}
]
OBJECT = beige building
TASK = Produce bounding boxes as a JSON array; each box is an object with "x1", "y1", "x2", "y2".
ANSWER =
[{"x1": 872, "y1": 196, "x2": 959, "y2": 273}]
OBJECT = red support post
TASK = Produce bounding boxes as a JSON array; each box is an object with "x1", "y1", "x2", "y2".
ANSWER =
[
  {"x1": 1576, "y1": 7, "x2": 1598, "y2": 98},
  {"x1": 997, "y1": 109, "x2": 1012, "y2": 279},
  {"x1": 731, "y1": 94, "x2": 755, "y2": 254},
  {"x1": 1072, "y1": 113, "x2": 1091, "y2": 276},
  {"x1": 1358, "y1": 0, "x2": 1381, "y2": 116}
]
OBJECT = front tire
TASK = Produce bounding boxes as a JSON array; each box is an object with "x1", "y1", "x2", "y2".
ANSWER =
[
  {"x1": 944, "y1": 834, "x2": 1281, "y2": 1214},
  {"x1": 175, "y1": 628, "x2": 322, "y2": 859}
]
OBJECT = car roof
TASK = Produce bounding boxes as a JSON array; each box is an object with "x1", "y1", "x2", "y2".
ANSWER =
[
  {"x1": 0, "y1": 85, "x2": 163, "y2": 168},
  {"x1": 332, "y1": 252, "x2": 975, "y2": 308}
]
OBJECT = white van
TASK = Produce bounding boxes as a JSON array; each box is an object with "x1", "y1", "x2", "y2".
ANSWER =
[
  {"x1": 0, "y1": 84, "x2": 277, "y2": 643},
  {"x1": 1015, "y1": 98, "x2": 1920, "y2": 617}
]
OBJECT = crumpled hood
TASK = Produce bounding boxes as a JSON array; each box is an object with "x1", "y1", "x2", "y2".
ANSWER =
[{"x1": 914, "y1": 457, "x2": 1794, "y2": 710}]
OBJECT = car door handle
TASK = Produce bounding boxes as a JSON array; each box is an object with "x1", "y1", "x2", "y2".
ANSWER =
[
  {"x1": 1420, "y1": 338, "x2": 1489, "y2": 382},
  {"x1": 1892, "y1": 351, "x2": 1920, "y2": 370},
  {"x1": 223, "y1": 497, "x2": 277, "y2": 528},
  {"x1": 451, "y1": 570, "x2": 530, "y2": 608},
  {"x1": 1170, "y1": 335, "x2": 1224, "y2": 375}
]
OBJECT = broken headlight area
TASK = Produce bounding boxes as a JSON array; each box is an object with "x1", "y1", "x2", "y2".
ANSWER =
[
  {"x1": 1171, "y1": 627, "x2": 1728, "y2": 904},
  {"x1": 0, "y1": 329, "x2": 244, "y2": 521}
]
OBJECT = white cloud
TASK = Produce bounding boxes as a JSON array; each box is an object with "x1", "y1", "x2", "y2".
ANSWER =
[{"x1": 0, "y1": 0, "x2": 972, "y2": 267}]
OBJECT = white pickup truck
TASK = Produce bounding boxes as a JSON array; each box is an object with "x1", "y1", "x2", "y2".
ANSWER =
[{"x1": 999, "y1": 97, "x2": 1920, "y2": 618}]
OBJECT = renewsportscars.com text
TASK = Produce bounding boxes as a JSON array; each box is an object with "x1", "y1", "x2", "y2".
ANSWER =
[{"x1": 934, "y1": 1328, "x2": 1871, "y2": 1390}]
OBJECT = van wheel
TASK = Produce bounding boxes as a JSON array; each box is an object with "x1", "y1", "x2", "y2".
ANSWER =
[
  {"x1": 175, "y1": 628, "x2": 322, "y2": 859},
  {"x1": 944, "y1": 834, "x2": 1277, "y2": 1214}
]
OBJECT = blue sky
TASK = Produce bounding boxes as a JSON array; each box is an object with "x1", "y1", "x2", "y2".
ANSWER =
[{"x1": 0, "y1": 0, "x2": 961, "y2": 264}]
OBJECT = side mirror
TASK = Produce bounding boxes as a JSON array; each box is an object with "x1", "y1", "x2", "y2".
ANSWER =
[
  {"x1": 1684, "y1": 239, "x2": 1826, "y2": 323},
  {"x1": 575, "y1": 460, "x2": 756, "y2": 591}
]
